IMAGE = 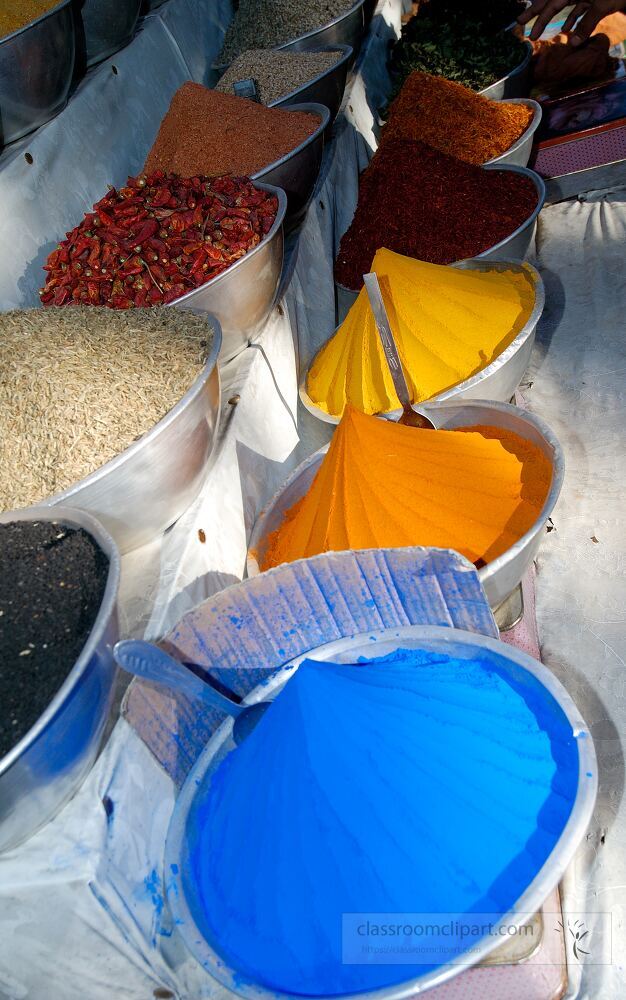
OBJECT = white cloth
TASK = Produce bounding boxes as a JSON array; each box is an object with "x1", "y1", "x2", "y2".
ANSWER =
[{"x1": 528, "y1": 189, "x2": 626, "y2": 999}]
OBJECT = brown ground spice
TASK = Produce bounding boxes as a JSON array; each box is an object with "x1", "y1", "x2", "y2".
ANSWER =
[
  {"x1": 382, "y1": 72, "x2": 534, "y2": 164},
  {"x1": 145, "y1": 83, "x2": 320, "y2": 178}
]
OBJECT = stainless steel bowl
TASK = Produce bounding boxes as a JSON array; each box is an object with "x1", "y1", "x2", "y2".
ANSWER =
[
  {"x1": 0, "y1": 505, "x2": 120, "y2": 853},
  {"x1": 277, "y1": 0, "x2": 366, "y2": 61},
  {"x1": 478, "y1": 40, "x2": 533, "y2": 100},
  {"x1": 303, "y1": 259, "x2": 545, "y2": 424},
  {"x1": 169, "y1": 184, "x2": 286, "y2": 363},
  {"x1": 252, "y1": 104, "x2": 330, "y2": 223},
  {"x1": 486, "y1": 99, "x2": 542, "y2": 168},
  {"x1": 247, "y1": 399, "x2": 564, "y2": 609},
  {"x1": 269, "y1": 45, "x2": 352, "y2": 124},
  {"x1": 165, "y1": 624, "x2": 595, "y2": 999},
  {"x1": 477, "y1": 164, "x2": 546, "y2": 261},
  {"x1": 80, "y1": 0, "x2": 142, "y2": 68},
  {"x1": 42, "y1": 317, "x2": 222, "y2": 554},
  {"x1": 0, "y1": 0, "x2": 75, "y2": 147}
]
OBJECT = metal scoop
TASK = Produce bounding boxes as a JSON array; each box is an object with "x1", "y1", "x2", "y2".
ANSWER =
[
  {"x1": 363, "y1": 272, "x2": 435, "y2": 430},
  {"x1": 113, "y1": 639, "x2": 271, "y2": 746}
]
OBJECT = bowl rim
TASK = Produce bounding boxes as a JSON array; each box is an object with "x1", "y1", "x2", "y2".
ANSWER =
[
  {"x1": 0, "y1": 505, "x2": 121, "y2": 776},
  {"x1": 164, "y1": 622, "x2": 596, "y2": 1000},
  {"x1": 246, "y1": 398, "x2": 564, "y2": 582},
  {"x1": 268, "y1": 44, "x2": 354, "y2": 108},
  {"x1": 300, "y1": 258, "x2": 545, "y2": 424},
  {"x1": 250, "y1": 103, "x2": 332, "y2": 181},
  {"x1": 477, "y1": 162, "x2": 546, "y2": 258},
  {"x1": 485, "y1": 98, "x2": 543, "y2": 165},
  {"x1": 477, "y1": 38, "x2": 534, "y2": 96},
  {"x1": 275, "y1": 0, "x2": 366, "y2": 51},
  {"x1": 0, "y1": 0, "x2": 73, "y2": 46},
  {"x1": 166, "y1": 181, "x2": 287, "y2": 310},
  {"x1": 46, "y1": 314, "x2": 222, "y2": 505}
]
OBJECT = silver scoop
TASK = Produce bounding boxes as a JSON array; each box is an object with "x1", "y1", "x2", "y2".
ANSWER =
[
  {"x1": 113, "y1": 639, "x2": 271, "y2": 746},
  {"x1": 363, "y1": 271, "x2": 435, "y2": 430}
]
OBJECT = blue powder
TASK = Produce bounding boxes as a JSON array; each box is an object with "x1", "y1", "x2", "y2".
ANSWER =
[{"x1": 185, "y1": 648, "x2": 579, "y2": 995}]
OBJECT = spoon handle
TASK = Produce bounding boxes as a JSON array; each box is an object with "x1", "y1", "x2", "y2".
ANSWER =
[
  {"x1": 363, "y1": 272, "x2": 412, "y2": 409},
  {"x1": 113, "y1": 639, "x2": 243, "y2": 718}
]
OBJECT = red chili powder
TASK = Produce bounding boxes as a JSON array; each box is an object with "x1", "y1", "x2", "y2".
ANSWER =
[
  {"x1": 334, "y1": 139, "x2": 539, "y2": 291},
  {"x1": 145, "y1": 82, "x2": 320, "y2": 179}
]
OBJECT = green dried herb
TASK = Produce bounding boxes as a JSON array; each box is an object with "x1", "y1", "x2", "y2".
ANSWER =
[{"x1": 391, "y1": 16, "x2": 528, "y2": 92}]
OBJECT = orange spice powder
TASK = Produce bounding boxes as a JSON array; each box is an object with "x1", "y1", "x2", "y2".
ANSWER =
[
  {"x1": 259, "y1": 407, "x2": 551, "y2": 571},
  {"x1": 381, "y1": 72, "x2": 533, "y2": 164}
]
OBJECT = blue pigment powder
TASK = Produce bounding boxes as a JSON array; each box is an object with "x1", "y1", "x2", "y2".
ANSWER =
[{"x1": 186, "y1": 648, "x2": 580, "y2": 995}]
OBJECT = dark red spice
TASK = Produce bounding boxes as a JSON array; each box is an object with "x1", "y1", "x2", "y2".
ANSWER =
[
  {"x1": 334, "y1": 139, "x2": 539, "y2": 291},
  {"x1": 40, "y1": 171, "x2": 278, "y2": 309}
]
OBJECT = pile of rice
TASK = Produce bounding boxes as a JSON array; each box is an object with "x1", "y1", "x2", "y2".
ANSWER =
[{"x1": 0, "y1": 307, "x2": 215, "y2": 511}]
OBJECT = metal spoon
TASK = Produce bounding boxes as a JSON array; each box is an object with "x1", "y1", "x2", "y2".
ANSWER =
[
  {"x1": 113, "y1": 639, "x2": 271, "y2": 745},
  {"x1": 363, "y1": 272, "x2": 435, "y2": 430}
]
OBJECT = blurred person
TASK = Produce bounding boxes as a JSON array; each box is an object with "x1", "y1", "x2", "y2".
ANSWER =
[{"x1": 519, "y1": 0, "x2": 626, "y2": 44}]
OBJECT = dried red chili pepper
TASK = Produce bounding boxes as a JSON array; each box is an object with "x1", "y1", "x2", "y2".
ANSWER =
[{"x1": 40, "y1": 171, "x2": 279, "y2": 309}]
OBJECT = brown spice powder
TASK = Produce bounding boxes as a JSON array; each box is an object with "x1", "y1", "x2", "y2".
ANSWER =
[{"x1": 145, "y1": 83, "x2": 320, "y2": 178}]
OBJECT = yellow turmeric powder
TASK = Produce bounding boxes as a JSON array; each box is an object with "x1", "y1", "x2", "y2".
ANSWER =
[
  {"x1": 306, "y1": 248, "x2": 535, "y2": 419},
  {"x1": 259, "y1": 407, "x2": 551, "y2": 571}
]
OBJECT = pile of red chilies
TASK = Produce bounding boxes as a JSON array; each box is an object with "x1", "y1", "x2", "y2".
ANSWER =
[{"x1": 40, "y1": 171, "x2": 278, "y2": 309}]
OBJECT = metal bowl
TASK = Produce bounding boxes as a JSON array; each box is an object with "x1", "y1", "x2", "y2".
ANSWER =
[
  {"x1": 0, "y1": 0, "x2": 75, "y2": 147},
  {"x1": 251, "y1": 104, "x2": 330, "y2": 224},
  {"x1": 478, "y1": 39, "x2": 533, "y2": 100},
  {"x1": 41, "y1": 317, "x2": 222, "y2": 554},
  {"x1": 170, "y1": 184, "x2": 286, "y2": 363},
  {"x1": 477, "y1": 164, "x2": 546, "y2": 261},
  {"x1": 302, "y1": 259, "x2": 545, "y2": 424},
  {"x1": 165, "y1": 623, "x2": 596, "y2": 999},
  {"x1": 277, "y1": 0, "x2": 366, "y2": 61},
  {"x1": 247, "y1": 399, "x2": 564, "y2": 610},
  {"x1": 269, "y1": 44, "x2": 353, "y2": 124},
  {"x1": 486, "y1": 99, "x2": 542, "y2": 168},
  {"x1": 0, "y1": 505, "x2": 120, "y2": 853},
  {"x1": 80, "y1": 0, "x2": 142, "y2": 68}
]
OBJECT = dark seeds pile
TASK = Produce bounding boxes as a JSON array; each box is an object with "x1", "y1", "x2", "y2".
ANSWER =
[
  {"x1": 219, "y1": 0, "x2": 355, "y2": 63},
  {"x1": 0, "y1": 522, "x2": 109, "y2": 758}
]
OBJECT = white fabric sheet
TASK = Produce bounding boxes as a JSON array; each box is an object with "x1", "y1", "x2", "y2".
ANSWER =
[{"x1": 528, "y1": 191, "x2": 626, "y2": 999}]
